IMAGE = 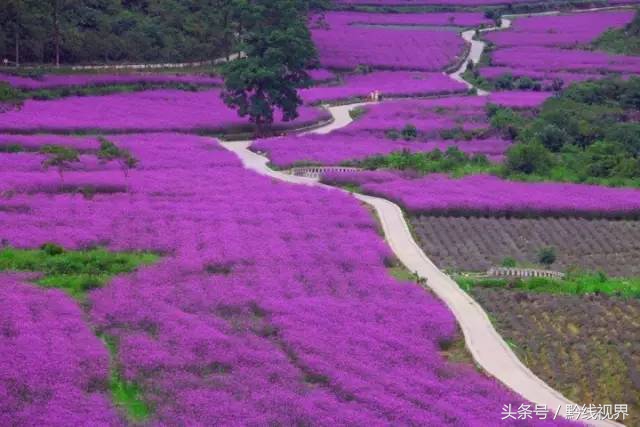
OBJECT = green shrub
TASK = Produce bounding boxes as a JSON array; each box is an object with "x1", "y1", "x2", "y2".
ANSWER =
[
  {"x1": 505, "y1": 142, "x2": 554, "y2": 175},
  {"x1": 495, "y1": 74, "x2": 514, "y2": 90},
  {"x1": 516, "y1": 77, "x2": 535, "y2": 90},
  {"x1": 501, "y1": 257, "x2": 517, "y2": 268},
  {"x1": 40, "y1": 243, "x2": 65, "y2": 256},
  {"x1": 537, "y1": 247, "x2": 557, "y2": 266},
  {"x1": 401, "y1": 124, "x2": 418, "y2": 141},
  {"x1": 535, "y1": 124, "x2": 568, "y2": 152},
  {"x1": 349, "y1": 107, "x2": 366, "y2": 120}
]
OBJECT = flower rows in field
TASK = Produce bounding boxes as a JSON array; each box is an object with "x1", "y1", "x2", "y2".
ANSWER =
[
  {"x1": 480, "y1": 10, "x2": 639, "y2": 89},
  {"x1": 0, "y1": 72, "x2": 223, "y2": 90},
  {"x1": 1, "y1": 70, "x2": 336, "y2": 90},
  {"x1": 0, "y1": 133, "x2": 560, "y2": 425},
  {"x1": 301, "y1": 71, "x2": 467, "y2": 104},
  {"x1": 0, "y1": 273, "x2": 120, "y2": 426},
  {"x1": 0, "y1": 89, "x2": 330, "y2": 133},
  {"x1": 321, "y1": 171, "x2": 640, "y2": 218},
  {"x1": 311, "y1": 12, "x2": 468, "y2": 71},
  {"x1": 254, "y1": 93, "x2": 550, "y2": 168},
  {"x1": 320, "y1": 11, "x2": 491, "y2": 27}
]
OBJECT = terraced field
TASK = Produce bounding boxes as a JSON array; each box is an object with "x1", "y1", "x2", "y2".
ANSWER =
[
  {"x1": 410, "y1": 215, "x2": 640, "y2": 276},
  {"x1": 471, "y1": 287, "x2": 640, "y2": 426}
]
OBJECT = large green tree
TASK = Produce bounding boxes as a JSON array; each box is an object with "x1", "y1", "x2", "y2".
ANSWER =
[{"x1": 220, "y1": 0, "x2": 319, "y2": 135}]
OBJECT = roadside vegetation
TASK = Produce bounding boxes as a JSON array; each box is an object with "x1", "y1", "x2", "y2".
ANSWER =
[
  {"x1": 593, "y1": 8, "x2": 640, "y2": 55},
  {"x1": 458, "y1": 272, "x2": 640, "y2": 299}
]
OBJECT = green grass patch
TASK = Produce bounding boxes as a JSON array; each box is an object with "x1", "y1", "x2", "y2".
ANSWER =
[
  {"x1": 458, "y1": 272, "x2": 640, "y2": 299},
  {"x1": 0, "y1": 244, "x2": 158, "y2": 299},
  {"x1": 101, "y1": 334, "x2": 151, "y2": 422},
  {"x1": 347, "y1": 147, "x2": 497, "y2": 178}
]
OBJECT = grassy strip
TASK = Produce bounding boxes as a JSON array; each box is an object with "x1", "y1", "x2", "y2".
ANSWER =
[
  {"x1": 345, "y1": 147, "x2": 497, "y2": 178},
  {"x1": 101, "y1": 334, "x2": 151, "y2": 423},
  {"x1": 0, "y1": 244, "x2": 158, "y2": 299},
  {"x1": 457, "y1": 272, "x2": 640, "y2": 299}
]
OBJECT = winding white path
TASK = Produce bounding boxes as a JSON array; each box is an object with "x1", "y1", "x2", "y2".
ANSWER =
[
  {"x1": 222, "y1": 104, "x2": 623, "y2": 427},
  {"x1": 221, "y1": 6, "x2": 635, "y2": 425}
]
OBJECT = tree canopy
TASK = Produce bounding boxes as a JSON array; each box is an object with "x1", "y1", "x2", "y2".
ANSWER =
[
  {"x1": 220, "y1": 0, "x2": 319, "y2": 134},
  {"x1": 0, "y1": 0, "x2": 240, "y2": 65}
]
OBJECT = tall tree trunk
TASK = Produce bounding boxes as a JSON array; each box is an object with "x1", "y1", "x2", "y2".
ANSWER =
[
  {"x1": 14, "y1": 25, "x2": 20, "y2": 67},
  {"x1": 53, "y1": 0, "x2": 60, "y2": 67}
]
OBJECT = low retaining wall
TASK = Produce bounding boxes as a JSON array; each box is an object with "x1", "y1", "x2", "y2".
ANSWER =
[
  {"x1": 487, "y1": 267, "x2": 565, "y2": 279},
  {"x1": 289, "y1": 166, "x2": 362, "y2": 178}
]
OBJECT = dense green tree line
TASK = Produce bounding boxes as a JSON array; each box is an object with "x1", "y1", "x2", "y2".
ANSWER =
[
  {"x1": 0, "y1": 0, "x2": 328, "y2": 66},
  {"x1": 0, "y1": 0, "x2": 238, "y2": 65},
  {"x1": 496, "y1": 77, "x2": 640, "y2": 186}
]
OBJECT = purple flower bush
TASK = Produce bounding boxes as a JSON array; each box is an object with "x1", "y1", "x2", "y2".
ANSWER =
[
  {"x1": 0, "y1": 72, "x2": 222, "y2": 90},
  {"x1": 481, "y1": 10, "x2": 640, "y2": 87},
  {"x1": 311, "y1": 12, "x2": 466, "y2": 71},
  {"x1": 0, "y1": 273, "x2": 121, "y2": 426},
  {"x1": 0, "y1": 89, "x2": 330, "y2": 133},
  {"x1": 0, "y1": 133, "x2": 569, "y2": 424},
  {"x1": 322, "y1": 172, "x2": 640, "y2": 218},
  {"x1": 301, "y1": 71, "x2": 467, "y2": 104}
]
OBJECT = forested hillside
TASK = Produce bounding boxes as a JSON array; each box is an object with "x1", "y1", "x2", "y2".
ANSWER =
[{"x1": 0, "y1": 0, "x2": 236, "y2": 65}]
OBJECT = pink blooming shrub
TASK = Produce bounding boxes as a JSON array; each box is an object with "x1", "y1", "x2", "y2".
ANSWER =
[
  {"x1": 322, "y1": 172, "x2": 640, "y2": 218},
  {"x1": 0, "y1": 72, "x2": 222, "y2": 90},
  {"x1": 0, "y1": 274, "x2": 121, "y2": 426},
  {"x1": 311, "y1": 12, "x2": 466, "y2": 71},
  {"x1": 0, "y1": 89, "x2": 330, "y2": 133},
  {"x1": 301, "y1": 71, "x2": 467, "y2": 104},
  {"x1": 0, "y1": 133, "x2": 568, "y2": 425}
]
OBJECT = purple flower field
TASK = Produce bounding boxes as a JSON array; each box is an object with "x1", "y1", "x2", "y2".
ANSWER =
[
  {"x1": 0, "y1": 273, "x2": 120, "y2": 426},
  {"x1": 481, "y1": 10, "x2": 640, "y2": 87},
  {"x1": 253, "y1": 133, "x2": 510, "y2": 167},
  {"x1": 0, "y1": 133, "x2": 564, "y2": 424},
  {"x1": 319, "y1": 11, "x2": 491, "y2": 27},
  {"x1": 0, "y1": 72, "x2": 223, "y2": 90},
  {"x1": 253, "y1": 92, "x2": 555, "y2": 168},
  {"x1": 311, "y1": 12, "x2": 467, "y2": 71},
  {"x1": 301, "y1": 71, "x2": 467, "y2": 104},
  {"x1": 486, "y1": 11, "x2": 633, "y2": 48},
  {"x1": 322, "y1": 172, "x2": 640, "y2": 218},
  {"x1": 0, "y1": 89, "x2": 330, "y2": 133},
  {"x1": 253, "y1": 94, "x2": 522, "y2": 167},
  {"x1": 3, "y1": 1, "x2": 635, "y2": 423}
]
